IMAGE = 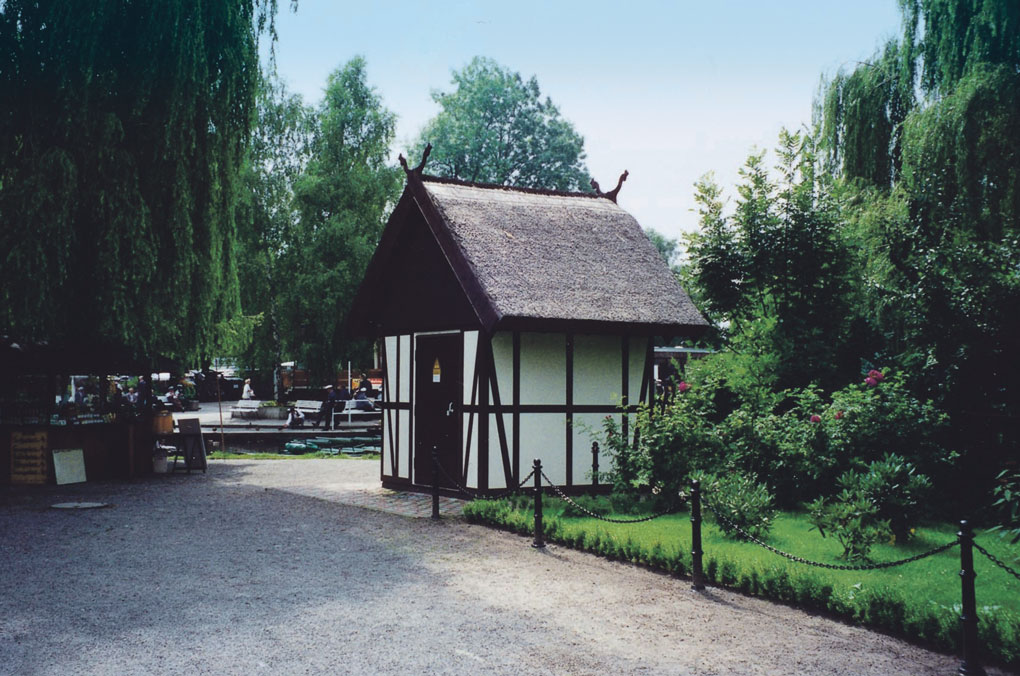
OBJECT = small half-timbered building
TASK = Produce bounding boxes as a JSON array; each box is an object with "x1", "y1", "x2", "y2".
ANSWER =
[{"x1": 350, "y1": 150, "x2": 707, "y2": 493}]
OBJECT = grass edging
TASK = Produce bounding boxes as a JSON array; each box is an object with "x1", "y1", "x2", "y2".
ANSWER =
[{"x1": 463, "y1": 498, "x2": 1020, "y2": 669}]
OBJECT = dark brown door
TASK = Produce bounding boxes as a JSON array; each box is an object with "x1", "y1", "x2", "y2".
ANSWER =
[{"x1": 414, "y1": 333, "x2": 462, "y2": 487}]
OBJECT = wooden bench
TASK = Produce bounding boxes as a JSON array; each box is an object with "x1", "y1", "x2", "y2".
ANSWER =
[
  {"x1": 230, "y1": 399, "x2": 261, "y2": 419},
  {"x1": 293, "y1": 399, "x2": 323, "y2": 416}
]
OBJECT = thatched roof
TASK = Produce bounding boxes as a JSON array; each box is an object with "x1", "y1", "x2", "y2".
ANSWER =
[{"x1": 350, "y1": 173, "x2": 708, "y2": 336}]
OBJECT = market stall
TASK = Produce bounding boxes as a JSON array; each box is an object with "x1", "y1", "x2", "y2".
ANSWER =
[{"x1": 0, "y1": 339, "x2": 169, "y2": 485}]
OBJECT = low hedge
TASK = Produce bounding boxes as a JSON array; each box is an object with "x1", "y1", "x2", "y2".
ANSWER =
[{"x1": 463, "y1": 499, "x2": 1020, "y2": 669}]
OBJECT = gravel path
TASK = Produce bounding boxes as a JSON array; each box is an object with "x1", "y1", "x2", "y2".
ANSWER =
[{"x1": 0, "y1": 459, "x2": 1008, "y2": 675}]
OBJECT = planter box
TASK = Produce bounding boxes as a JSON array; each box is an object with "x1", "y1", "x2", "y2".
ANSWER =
[{"x1": 258, "y1": 406, "x2": 287, "y2": 420}]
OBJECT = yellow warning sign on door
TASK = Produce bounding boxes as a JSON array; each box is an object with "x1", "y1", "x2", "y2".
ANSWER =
[{"x1": 432, "y1": 358, "x2": 441, "y2": 383}]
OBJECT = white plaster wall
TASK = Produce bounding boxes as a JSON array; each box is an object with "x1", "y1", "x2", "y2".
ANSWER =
[
  {"x1": 487, "y1": 413, "x2": 514, "y2": 489},
  {"x1": 573, "y1": 334, "x2": 624, "y2": 406},
  {"x1": 629, "y1": 336, "x2": 648, "y2": 403},
  {"x1": 398, "y1": 409, "x2": 410, "y2": 479},
  {"x1": 572, "y1": 412, "x2": 608, "y2": 484},
  {"x1": 463, "y1": 330, "x2": 478, "y2": 405},
  {"x1": 463, "y1": 414, "x2": 478, "y2": 488},
  {"x1": 384, "y1": 336, "x2": 399, "y2": 400},
  {"x1": 382, "y1": 420, "x2": 393, "y2": 476},
  {"x1": 491, "y1": 332, "x2": 514, "y2": 405},
  {"x1": 518, "y1": 413, "x2": 568, "y2": 485},
  {"x1": 398, "y1": 334, "x2": 411, "y2": 402},
  {"x1": 520, "y1": 332, "x2": 566, "y2": 405}
]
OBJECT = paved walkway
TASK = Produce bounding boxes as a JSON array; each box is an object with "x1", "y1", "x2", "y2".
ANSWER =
[{"x1": 208, "y1": 457, "x2": 466, "y2": 518}]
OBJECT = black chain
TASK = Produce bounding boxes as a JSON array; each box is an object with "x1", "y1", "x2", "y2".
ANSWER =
[
  {"x1": 974, "y1": 542, "x2": 1020, "y2": 583},
  {"x1": 433, "y1": 459, "x2": 534, "y2": 500},
  {"x1": 702, "y1": 498, "x2": 958, "y2": 571},
  {"x1": 540, "y1": 470, "x2": 679, "y2": 523}
]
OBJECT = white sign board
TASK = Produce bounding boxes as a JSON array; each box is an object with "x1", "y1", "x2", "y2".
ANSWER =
[{"x1": 52, "y1": 448, "x2": 87, "y2": 485}]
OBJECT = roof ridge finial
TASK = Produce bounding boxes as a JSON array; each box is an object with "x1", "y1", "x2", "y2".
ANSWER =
[
  {"x1": 590, "y1": 170, "x2": 629, "y2": 202},
  {"x1": 399, "y1": 143, "x2": 432, "y2": 179}
]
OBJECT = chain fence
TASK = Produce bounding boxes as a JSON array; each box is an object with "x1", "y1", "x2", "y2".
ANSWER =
[
  {"x1": 974, "y1": 541, "x2": 1020, "y2": 584},
  {"x1": 540, "y1": 470, "x2": 680, "y2": 524},
  {"x1": 700, "y1": 494, "x2": 959, "y2": 571},
  {"x1": 432, "y1": 458, "x2": 534, "y2": 501}
]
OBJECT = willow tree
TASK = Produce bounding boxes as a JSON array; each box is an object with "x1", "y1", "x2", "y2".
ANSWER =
[
  {"x1": 0, "y1": 1, "x2": 286, "y2": 364},
  {"x1": 818, "y1": 0, "x2": 1020, "y2": 482}
]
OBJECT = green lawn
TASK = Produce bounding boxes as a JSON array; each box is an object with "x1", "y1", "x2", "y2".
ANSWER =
[
  {"x1": 465, "y1": 497, "x2": 1020, "y2": 667},
  {"x1": 554, "y1": 507, "x2": 1018, "y2": 614}
]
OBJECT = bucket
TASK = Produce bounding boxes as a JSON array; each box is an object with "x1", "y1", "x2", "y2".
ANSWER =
[
  {"x1": 152, "y1": 411, "x2": 173, "y2": 435},
  {"x1": 152, "y1": 449, "x2": 168, "y2": 474}
]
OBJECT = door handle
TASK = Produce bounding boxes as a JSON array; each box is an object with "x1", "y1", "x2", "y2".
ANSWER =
[{"x1": 446, "y1": 402, "x2": 454, "y2": 416}]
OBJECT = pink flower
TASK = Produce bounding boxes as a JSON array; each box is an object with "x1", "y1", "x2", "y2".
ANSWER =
[
  {"x1": 678, "y1": 381, "x2": 691, "y2": 393},
  {"x1": 810, "y1": 414, "x2": 821, "y2": 423},
  {"x1": 835, "y1": 410, "x2": 844, "y2": 420},
  {"x1": 868, "y1": 369, "x2": 885, "y2": 381},
  {"x1": 865, "y1": 376, "x2": 878, "y2": 387}
]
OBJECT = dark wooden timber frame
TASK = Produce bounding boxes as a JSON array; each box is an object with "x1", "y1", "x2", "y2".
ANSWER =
[{"x1": 380, "y1": 328, "x2": 659, "y2": 492}]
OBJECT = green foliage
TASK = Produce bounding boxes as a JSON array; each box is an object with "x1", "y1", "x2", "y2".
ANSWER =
[
  {"x1": 836, "y1": 454, "x2": 932, "y2": 543},
  {"x1": 643, "y1": 228, "x2": 681, "y2": 272},
  {"x1": 283, "y1": 57, "x2": 402, "y2": 382},
  {"x1": 234, "y1": 74, "x2": 312, "y2": 390},
  {"x1": 816, "y1": 1, "x2": 1020, "y2": 481},
  {"x1": 692, "y1": 470, "x2": 777, "y2": 540},
  {"x1": 808, "y1": 492, "x2": 890, "y2": 562},
  {"x1": 824, "y1": 371, "x2": 952, "y2": 490},
  {"x1": 559, "y1": 495, "x2": 612, "y2": 518},
  {"x1": 991, "y1": 468, "x2": 1020, "y2": 547},
  {"x1": 684, "y1": 132, "x2": 859, "y2": 392},
  {"x1": 0, "y1": 1, "x2": 283, "y2": 364},
  {"x1": 412, "y1": 57, "x2": 590, "y2": 192}
]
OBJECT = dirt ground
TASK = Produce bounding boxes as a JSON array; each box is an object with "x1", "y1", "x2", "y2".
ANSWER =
[{"x1": 0, "y1": 459, "x2": 1010, "y2": 675}]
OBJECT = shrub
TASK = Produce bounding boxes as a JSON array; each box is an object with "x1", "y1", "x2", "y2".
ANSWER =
[
  {"x1": 991, "y1": 468, "x2": 1020, "y2": 549},
  {"x1": 559, "y1": 495, "x2": 612, "y2": 518},
  {"x1": 837, "y1": 454, "x2": 932, "y2": 542},
  {"x1": 824, "y1": 371, "x2": 953, "y2": 485},
  {"x1": 693, "y1": 469, "x2": 777, "y2": 540},
  {"x1": 808, "y1": 491, "x2": 891, "y2": 561}
]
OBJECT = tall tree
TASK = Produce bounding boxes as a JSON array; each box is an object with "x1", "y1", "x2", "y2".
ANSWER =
[
  {"x1": 685, "y1": 132, "x2": 857, "y2": 391},
  {"x1": 282, "y1": 57, "x2": 401, "y2": 382},
  {"x1": 818, "y1": 0, "x2": 1020, "y2": 422},
  {"x1": 0, "y1": 1, "x2": 284, "y2": 364},
  {"x1": 234, "y1": 75, "x2": 311, "y2": 394},
  {"x1": 413, "y1": 57, "x2": 591, "y2": 192}
]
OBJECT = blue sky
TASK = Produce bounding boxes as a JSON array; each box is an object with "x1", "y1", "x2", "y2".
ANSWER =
[{"x1": 264, "y1": 1, "x2": 903, "y2": 240}]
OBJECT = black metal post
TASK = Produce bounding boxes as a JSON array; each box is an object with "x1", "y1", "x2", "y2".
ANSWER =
[
  {"x1": 691, "y1": 479, "x2": 705, "y2": 591},
  {"x1": 591, "y1": 441, "x2": 599, "y2": 488},
  {"x1": 431, "y1": 446, "x2": 440, "y2": 520},
  {"x1": 957, "y1": 520, "x2": 985, "y2": 675},
  {"x1": 532, "y1": 459, "x2": 545, "y2": 548}
]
